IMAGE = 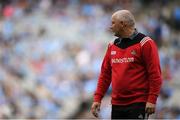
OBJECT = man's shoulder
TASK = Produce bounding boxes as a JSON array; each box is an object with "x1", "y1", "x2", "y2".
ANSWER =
[
  {"x1": 138, "y1": 33, "x2": 154, "y2": 47},
  {"x1": 133, "y1": 32, "x2": 147, "y2": 43},
  {"x1": 108, "y1": 40, "x2": 114, "y2": 47}
]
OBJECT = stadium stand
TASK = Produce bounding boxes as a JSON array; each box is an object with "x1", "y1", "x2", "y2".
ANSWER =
[{"x1": 0, "y1": 0, "x2": 179, "y2": 119}]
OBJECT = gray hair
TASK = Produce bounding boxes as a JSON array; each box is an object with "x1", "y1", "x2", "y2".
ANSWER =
[{"x1": 112, "y1": 10, "x2": 135, "y2": 28}]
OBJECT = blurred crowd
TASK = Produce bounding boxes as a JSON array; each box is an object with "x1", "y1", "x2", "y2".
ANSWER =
[{"x1": 0, "y1": 0, "x2": 179, "y2": 119}]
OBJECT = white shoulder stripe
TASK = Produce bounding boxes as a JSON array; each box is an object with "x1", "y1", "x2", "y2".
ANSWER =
[
  {"x1": 140, "y1": 37, "x2": 151, "y2": 46},
  {"x1": 141, "y1": 39, "x2": 149, "y2": 46}
]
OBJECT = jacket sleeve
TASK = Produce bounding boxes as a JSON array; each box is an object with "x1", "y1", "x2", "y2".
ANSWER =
[
  {"x1": 141, "y1": 39, "x2": 162, "y2": 104},
  {"x1": 93, "y1": 43, "x2": 112, "y2": 103}
]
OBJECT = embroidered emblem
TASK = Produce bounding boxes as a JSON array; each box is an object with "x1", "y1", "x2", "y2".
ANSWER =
[{"x1": 131, "y1": 50, "x2": 136, "y2": 55}]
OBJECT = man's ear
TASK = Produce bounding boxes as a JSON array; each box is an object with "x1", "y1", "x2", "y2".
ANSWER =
[
  {"x1": 120, "y1": 21, "x2": 125, "y2": 27},
  {"x1": 120, "y1": 21, "x2": 127, "y2": 27}
]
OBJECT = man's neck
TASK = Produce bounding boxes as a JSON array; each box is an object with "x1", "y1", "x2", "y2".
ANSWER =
[{"x1": 121, "y1": 28, "x2": 135, "y2": 38}]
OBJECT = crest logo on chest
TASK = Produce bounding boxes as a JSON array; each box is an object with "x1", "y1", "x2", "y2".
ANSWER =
[{"x1": 131, "y1": 50, "x2": 136, "y2": 55}]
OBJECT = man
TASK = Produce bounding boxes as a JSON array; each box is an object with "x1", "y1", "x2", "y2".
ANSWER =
[{"x1": 91, "y1": 10, "x2": 162, "y2": 119}]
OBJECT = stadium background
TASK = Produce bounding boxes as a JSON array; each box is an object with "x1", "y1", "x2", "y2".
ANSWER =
[{"x1": 0, "y1": 0, "x2": 179, "y2": 119}]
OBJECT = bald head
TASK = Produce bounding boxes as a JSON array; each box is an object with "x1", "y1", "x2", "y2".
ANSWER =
[{"x1": 112, "y1": 10, "x2": 135, "y2": 28}]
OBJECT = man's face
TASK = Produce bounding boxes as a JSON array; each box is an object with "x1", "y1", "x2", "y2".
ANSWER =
[{"x1": 110, "y1": 16, "x2": 123, "y2": 37}]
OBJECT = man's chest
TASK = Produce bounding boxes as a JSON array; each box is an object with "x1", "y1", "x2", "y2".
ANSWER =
[{"x1": 110, "y1": 44, "x2": 142, "y2": 65}]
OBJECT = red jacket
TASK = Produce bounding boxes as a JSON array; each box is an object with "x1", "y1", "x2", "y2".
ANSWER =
[{"x1": 94, "y1": 33, "x2": 162, "y2": 105}]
